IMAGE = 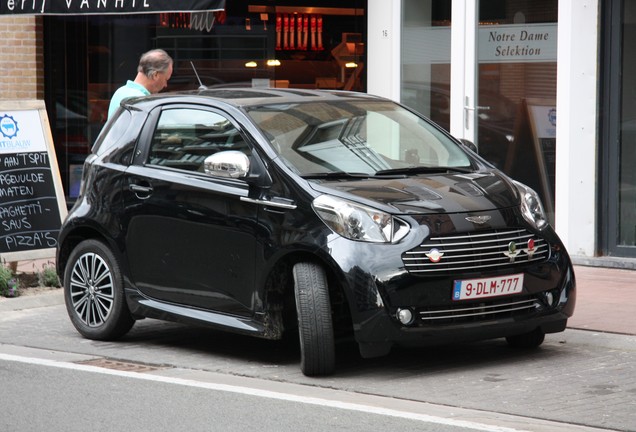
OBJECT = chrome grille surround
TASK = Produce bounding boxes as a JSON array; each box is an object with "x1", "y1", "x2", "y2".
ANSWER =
[
  {"x1": 417, "y1": 297, "x2": 540, "y2": 325},
  {"x1": 402, "y1": 228, "x2": 549, "y2": 275}
]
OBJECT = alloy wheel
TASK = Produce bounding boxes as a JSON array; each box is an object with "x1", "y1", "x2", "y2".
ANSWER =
[{"x1": 69, "y1": 252, "x2": 115, "y2": 328}]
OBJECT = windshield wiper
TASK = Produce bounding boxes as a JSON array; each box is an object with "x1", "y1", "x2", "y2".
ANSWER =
[
  {"x1": 301, "y1": 166, "x2": 474, "y2": 179},
  {"x1": 301, "y1": 171, "x2": 375, "y2": 179},
  {"x1": 375, "y1": 166, "x2": 474, "y2": 176}
]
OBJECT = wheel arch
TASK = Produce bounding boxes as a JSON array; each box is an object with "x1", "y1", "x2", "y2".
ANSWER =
[
  {"x1": 57, "y1": 225, "x2": 118, "y2": 285},
  {"x1": 261, "y1": 250, "x2": 353, "y2": 341}
]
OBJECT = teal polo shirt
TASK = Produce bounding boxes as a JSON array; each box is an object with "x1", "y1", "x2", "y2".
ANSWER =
[{"x1": 107, "y1": 80, "x2": 151, "y2": 119}]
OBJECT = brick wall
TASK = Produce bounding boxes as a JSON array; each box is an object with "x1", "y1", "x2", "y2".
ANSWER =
[{"x1": 0, "y1": 16, "x2": 44, "y2": 100}]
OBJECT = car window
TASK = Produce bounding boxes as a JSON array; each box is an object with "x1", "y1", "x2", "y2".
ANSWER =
[
  {"x1": 91, "y1": 110, "x2": 143, "y2": 166},
  {"x1": 147, "y1": 107, "x2": 248, "y2": 172},
  {"x1": 93, "y1": 110, "x2": 132, "y2": 156},
  {"x1": 246, "y1": 100, "x2": 470, "y2": 175}
]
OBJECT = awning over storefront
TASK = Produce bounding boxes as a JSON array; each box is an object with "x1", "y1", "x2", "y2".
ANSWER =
[{"x1": 0, "y1": 0, "x2": 225, "y2": 15}]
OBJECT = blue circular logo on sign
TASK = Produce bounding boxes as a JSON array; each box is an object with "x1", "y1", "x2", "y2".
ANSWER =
[
  {"x1": 548, "y1": 108, "x2": 557, "y2": 126},
  {"x1": 0, "y1": 114, "x2": 19, "y2": 139}
]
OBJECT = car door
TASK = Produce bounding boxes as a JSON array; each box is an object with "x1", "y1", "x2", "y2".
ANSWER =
[{"x1": 120, "y1": 104, "x2": 260, "y2": 317}]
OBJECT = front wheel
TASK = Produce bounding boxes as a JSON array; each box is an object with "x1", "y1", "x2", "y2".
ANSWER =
[
  {"x1": 293, "y1": 262, "x2": 335, "y2": 376},
  {"x1": 64, "y1": 239, "x2": 134, "y2": 340}
]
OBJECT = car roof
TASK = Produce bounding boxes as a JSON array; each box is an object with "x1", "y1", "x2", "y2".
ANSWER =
[{"x1": 123, "y1": 88, "x2": 385, "y2": 111}]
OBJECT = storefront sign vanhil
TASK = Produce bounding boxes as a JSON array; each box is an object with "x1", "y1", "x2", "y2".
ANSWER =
[{"x1": 0, "y1": 0, "x2": 225, "y2": 15}]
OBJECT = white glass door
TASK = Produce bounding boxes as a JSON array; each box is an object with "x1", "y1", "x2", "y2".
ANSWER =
[
  {"x1": 400, "y1": 1, "x2": 452, "y2": 131},
  {"x1": 449, "y1": 0, "x2": 478, "y2": 147},
  {"x1": 399, "y1": 0, "x2": 558, "y2": 221},
  {"x1": 472, "y1": 1, "x2": 559, "y2": 222}
]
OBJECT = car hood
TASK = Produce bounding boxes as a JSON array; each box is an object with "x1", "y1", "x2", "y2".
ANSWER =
[{"x1": 308, "y1": 171, "x2": 519, "y2": 214}]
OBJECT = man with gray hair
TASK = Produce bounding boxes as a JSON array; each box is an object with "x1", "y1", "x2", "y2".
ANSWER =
[{"x1": 108, "y1": 49, "x2": 173, "y2": 119}]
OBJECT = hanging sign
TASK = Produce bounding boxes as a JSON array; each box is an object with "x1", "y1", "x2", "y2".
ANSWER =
[
  {"x1": 0, "y1": 100, "x2": 67, "y2": 261},
  {"x1": 0, "y1": 0, "x2": 225, "y2": 15}
]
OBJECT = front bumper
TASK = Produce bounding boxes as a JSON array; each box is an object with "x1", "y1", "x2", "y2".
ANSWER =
[{"x1": 326, "y1": 232, "x2": 576, "y2": 358}]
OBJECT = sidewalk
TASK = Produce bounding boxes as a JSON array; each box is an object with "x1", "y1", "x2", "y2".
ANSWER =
[
  {"x1": 567, "y1": 265, "x2": 636, "y2": 335},
  {"x1": 3, "y1": 260, "x2": 636, "y2": 336}
]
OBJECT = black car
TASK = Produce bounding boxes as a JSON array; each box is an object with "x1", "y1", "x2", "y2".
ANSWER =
[{"x1": 56, "y1": 88, "x2": 576, "y2": 376}]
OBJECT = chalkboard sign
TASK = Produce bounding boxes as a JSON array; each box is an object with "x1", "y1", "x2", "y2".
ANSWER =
[{"x1": 0, "y1": 100, "x2": 67, "y2": 261}]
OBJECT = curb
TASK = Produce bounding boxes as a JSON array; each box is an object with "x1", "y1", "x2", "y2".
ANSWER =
[{"x1": 0, "y1": 289, "x2": 63, "y2": 312}]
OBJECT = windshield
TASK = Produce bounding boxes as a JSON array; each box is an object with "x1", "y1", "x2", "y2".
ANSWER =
[{"x1": 245, "y1": 99, "x2": 472, "y2": 176}]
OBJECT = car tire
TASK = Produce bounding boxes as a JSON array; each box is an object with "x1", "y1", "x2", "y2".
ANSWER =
[
  {"x1": 64, "y1": 239, "x2": 134, "y2": 341},
  {"x1": 293, "y1": 262, "x2": 336, "y2": 376},
  {"x1": 506, "y1": 328, "x2": 545, "y2": 348}
]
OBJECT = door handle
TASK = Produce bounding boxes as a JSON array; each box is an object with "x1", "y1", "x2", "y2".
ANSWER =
[
  {"x1": 240, "y1": 196, "x2": 297, "y2": 210},
  {"x1": 464, "y1": 104, "x2": 491, "y2": 128},
  {"x1": 129, "y1": 183, "x2": 153, "y2": 198}
]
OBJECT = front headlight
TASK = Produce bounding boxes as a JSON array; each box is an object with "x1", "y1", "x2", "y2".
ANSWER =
[
  {"x1": 514, "y1": 181, "x2": 548, "y2": 230},
  {"x1": 312, "y1": 195, "x2": 410, "y2": 243}
]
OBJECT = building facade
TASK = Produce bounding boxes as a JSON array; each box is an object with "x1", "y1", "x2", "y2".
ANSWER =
[
  {"x1": 0, "y1": 16, "x2": 43, "y2": 100},
  {"x1": 368, "y1": 0, "x2": 634, "y2": 266},
  {"x1": 0, "y1": 0, "x2": 633, "y2": 266}
]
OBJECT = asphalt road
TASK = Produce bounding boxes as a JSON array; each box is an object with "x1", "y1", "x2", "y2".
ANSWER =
[
  {"x1": 1, "y1": 291, "x2": 634, "y2": 432},
  {"x1": 3, "y1": 358, "x2": 484, "y2": 432},
  {"x1": 0, "y1": 350, "x2": 614, "y2": 432}
]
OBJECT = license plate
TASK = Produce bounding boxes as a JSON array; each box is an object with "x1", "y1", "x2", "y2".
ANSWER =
[{"x1": 452, "y1": 274, "x2": 524, "y2": 301}]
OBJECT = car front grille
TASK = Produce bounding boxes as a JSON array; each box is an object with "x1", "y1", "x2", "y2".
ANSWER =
[
  {"x1": 402, "y1": 229, "x2": 549, "y2": 275},
  {"x1": 417, "y1": 296, "x2": 540, "y2": 325}
]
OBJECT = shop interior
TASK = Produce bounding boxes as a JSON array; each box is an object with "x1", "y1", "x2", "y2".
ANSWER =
[{"x1": 43, "y1": 0, "x2": 367, "y2": 202}]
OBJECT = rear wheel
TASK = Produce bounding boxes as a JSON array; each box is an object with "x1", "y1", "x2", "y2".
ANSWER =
[
  {"x1": 64, "y1": 239, "x2": 134, "y2": 340},
  {"x1": 293, "y1": 262, "x2": 335, "y2": 376},
  {"x1": 506, "y1": 328, "x2": 545, "y2": 348}
]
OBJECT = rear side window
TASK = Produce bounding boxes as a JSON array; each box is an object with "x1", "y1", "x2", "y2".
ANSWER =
[
  {"x1": 92, "y1": 110, "x2": 144, "y2": 166},
  {"x1": 93, "y1": 110, "x2": 132, "y2": 157},
  {"x1": 148, "y1": 108, "x2": 248, "y2": 172}
]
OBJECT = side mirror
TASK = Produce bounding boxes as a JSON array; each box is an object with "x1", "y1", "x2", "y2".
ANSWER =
[
  {"x1": 459, "y1": 138, "x2": 478, "y2": 153},
  {"x1": 204, "y1": 151, "x2": 250, "y2": 178}
]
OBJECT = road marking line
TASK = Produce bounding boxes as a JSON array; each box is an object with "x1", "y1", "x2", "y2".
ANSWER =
[{"x1": 0, "y1": 351, "x2": 531, "y2": 432}]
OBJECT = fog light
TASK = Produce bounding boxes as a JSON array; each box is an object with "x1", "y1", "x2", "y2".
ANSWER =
[
  {"x1": 545, "y1": 292, "x2": 554, "y2": 305},
  {"x1": 542, "y1": 291, "x2": 555, "y2": 307},
  {"x1": 396, "y1": 308, "x2": 414, "y2": 325}
]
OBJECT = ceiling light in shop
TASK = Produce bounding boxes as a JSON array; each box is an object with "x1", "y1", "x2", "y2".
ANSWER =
[
  {"x1": 245, "y1": 61, "x2": 258, "y2": 68},
  {"x1": 267, "y1": 59, "x2": 281, "y2": 67},
  {"x1": 345, "y1": 62, "x2": 358, "y2": 68}
]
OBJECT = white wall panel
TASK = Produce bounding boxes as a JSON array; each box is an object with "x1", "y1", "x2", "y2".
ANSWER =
[{"x1": 555, "y1": 0, "x2": 600, "y2": 257}]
